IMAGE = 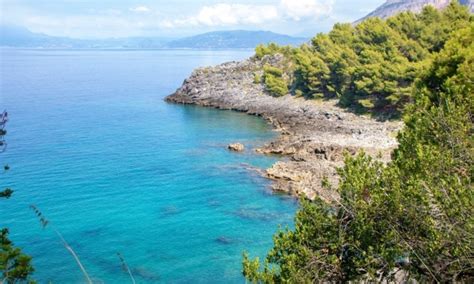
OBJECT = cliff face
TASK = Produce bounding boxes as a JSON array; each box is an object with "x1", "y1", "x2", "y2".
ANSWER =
[
  {"x1": 357, "y1": 0, "x2": 473, "y2": 22},
  {"x1": 166, "y1": 55, "x2": 401, "y2": 201}
]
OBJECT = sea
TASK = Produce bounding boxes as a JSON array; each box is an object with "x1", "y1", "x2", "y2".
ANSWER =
[{"x1": 0, "y1": 49, "x2": 297, "y2": 283}]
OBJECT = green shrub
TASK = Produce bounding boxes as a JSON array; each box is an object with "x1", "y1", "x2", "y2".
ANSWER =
[
  {"x1": 263, "y1": 65, "x2": 283, "y2": 77},
  {"x1": 264, "y1": 75, "x2": 288, "y2": 97},
  {"x1": 262, "y1": 65, "x2": 288, "y2": 97},
  {"x1": 294, "y1": 89, "x2": 304, "y2": 97},
  {"x1": 243, "y1": 20, "x2": 474, "y2": 283},
  {"x1": 255, "y1": 43, "x2": 293, "y2": 59},
  {"x1": 253, "y1": 73, "x2": 261, "y2": 84}
]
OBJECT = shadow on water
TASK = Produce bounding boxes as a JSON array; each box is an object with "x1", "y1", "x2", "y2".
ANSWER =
[
  {"x1": 159, "y1": 205, "x2": 182, "y2": 217},
  {"x1": 91, "y1": 255, "x2": 161, "y2": 283},
  {"x1": 215, "y1": 236, "x2": 235, "y2": 245},
  {"x1": 81, "y1": 227, "x2": 105, "y2": 238},
  {"x1": 207, "y1": 198, "x2": 222, "y2": 207},
  {"x1": 231, "y1": 206, "x2": 294, "y2": 222}
]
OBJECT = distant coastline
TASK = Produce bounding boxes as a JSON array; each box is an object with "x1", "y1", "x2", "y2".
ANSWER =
[
  {"x1": 0, "y1": 47, "x2": 256, "y2": 51},
  {"x1": 0, "y1": 26, "x2": 308, "y2": 49}
]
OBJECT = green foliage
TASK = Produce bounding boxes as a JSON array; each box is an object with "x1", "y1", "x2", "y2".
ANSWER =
[
  {"x1": 357, "y1": 98, "x2": 375, "y2": 109},
  {"x1": 0, "y1": 229, "x2": 35, "y2": 283},
  {"x1": 293, "y1": 43, "x2": 332, "y2": 99},
  {"x1": 243, "y1": 156, "x2": 409, "y2": 282},
  {"x1": 294, "y1": 89, "x2": 304, "y2": 98},
  {"x1": 263, "y1": 65, "x2": 284, "y2": 77},
  {"x1": 243, "y1": 16, "x2": 474, "y2": 283},
  {"x1": 253, "y1": 73, "x2": 262, "y2": 84},
  {"x1": 263, "y1": 65, "x2": 288, "y2": 97},
  {"x1": 1, "y1": 114, "x2": 35, "y2": 283},
  {"x1": 255, "y1": 43, "x2": 293, "y2": 59},
  {"x1": 254, "y1": 1, "x2": 472, "y2": 117}
]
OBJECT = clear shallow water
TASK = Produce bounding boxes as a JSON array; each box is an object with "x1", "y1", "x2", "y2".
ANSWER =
[{"x1": 0, "y1": 49, "x2": 297, "y2": 283}]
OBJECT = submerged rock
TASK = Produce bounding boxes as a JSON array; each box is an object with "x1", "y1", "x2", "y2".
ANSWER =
[
  {"x1": 131, "y1": 267, "x2": 160, "y2": 281},
  {"x1": 215, "y1": 236, "x2": 234, "y2": 245},
  {"x1": 228, "y1": 143, "x2": 245, "y2": 152},
  {"x1": 160, "y1": 205, "x2": 180, "y2": 217},
  {"x1": 233, "y1": 208, "x2": 281, "y2": 222}
]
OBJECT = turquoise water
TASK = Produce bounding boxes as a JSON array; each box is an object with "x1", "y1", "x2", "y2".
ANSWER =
[{"x1": 0, "y1": 49, "x2": 297, "y2": 283}]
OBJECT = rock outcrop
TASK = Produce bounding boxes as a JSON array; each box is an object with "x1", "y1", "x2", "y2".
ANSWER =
[
  {"x1": 228, "y1": 143, "x2": 245, "y2": 152},
  {"x1": 166, "y1": 55, "x2": 402, "y2": 201},
  {"x1": 356, "y1": 0, "x2": 473, "y2": 23}
]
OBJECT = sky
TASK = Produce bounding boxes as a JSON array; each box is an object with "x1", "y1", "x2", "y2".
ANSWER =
[{"x1": 0, "y1": 0, "x2": 386, "y2": 39}]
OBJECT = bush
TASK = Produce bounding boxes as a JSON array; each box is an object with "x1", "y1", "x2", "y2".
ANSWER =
[
  {"x1": 255, "y1": 43, "x2": 293, "y2": 59},
  {"x1": 253, "y1": 73, "x2": 261, "y2": 84},
  {"x1": 263, "y1": 65, "x2": 288, "y2": 97},
  {"x1": 263, "y1": 65, "x2": 283, "y2": 77}
]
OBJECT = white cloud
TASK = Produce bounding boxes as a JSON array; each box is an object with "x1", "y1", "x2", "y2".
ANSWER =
[
  {"x1": 161, "y1": 3, "x2": 279, "y2": 28},
  {"x1": 195, "y1": 4, "x2": 278, "y2": 26},
  {"x1": 160, "y1": 1, "x2": 334, "y2": 29},
  {"x1": 130, "y1": 6, "x2": 151, "y2": 13},
  {"x1": 9, "y1": 0, "x2": 336, "y2": 37},
  {"x1": 280, "y1": 0, "x2": 334, "y2": 21}
]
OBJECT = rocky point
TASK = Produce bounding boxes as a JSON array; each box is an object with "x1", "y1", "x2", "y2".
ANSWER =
[{"x1": 166, "y1": 54, "x2": 402, "y2": 202}]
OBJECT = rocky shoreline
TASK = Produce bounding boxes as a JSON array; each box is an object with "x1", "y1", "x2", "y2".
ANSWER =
[{"x1": 165, "y1": 55, "x2": 402, "y2": 201}]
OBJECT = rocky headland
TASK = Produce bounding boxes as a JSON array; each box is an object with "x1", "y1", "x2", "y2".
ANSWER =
[{"x1": 165, "y1": 55, "x2": 402, "y2": 202}]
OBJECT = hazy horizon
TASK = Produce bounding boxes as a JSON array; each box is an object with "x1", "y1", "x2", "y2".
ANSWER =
[
  {"x1": 0, "y1": 0, "x2": 385, "y2": 39},
  {"x1": 1, "y1": 24, "x2": 310, "y2": 41}
]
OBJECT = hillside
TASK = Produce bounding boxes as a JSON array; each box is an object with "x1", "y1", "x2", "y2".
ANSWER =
[
  {"x1": 166, "y1": 30, "x2": 307, "y2": 49},
  {"x1": 0, "y1": 25, "x2": 69, "y2": 47},
  {"x1": 0, "y1": 25, "x2": 172, "y2": 48},
  {"x1": 0, "y1": 27, "x2": 306, "y2": 49},
  {"x1": 357, "y1": 0, "x2": 473, "y2": 22}
]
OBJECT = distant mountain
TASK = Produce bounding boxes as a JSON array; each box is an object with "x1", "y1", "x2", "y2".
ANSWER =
[
  {"x1": 0, "y1": 26, "x2": 307, "y2": 49},
  {"x1": 357, "y1": 0, "x2": 473, "y2": 22},
  {"x1": 166, "y1": 30, "x2": 308, "y2": 49},
  {"x1": 0, "y1": 25, "x2": 67, "y2": 47},
  {"x1": 0, "y1": 25, "x2": 172, "y2": 48}
]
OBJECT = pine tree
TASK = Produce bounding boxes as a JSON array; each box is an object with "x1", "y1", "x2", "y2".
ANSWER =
[{"x1": 243, "y1": 17, "x2": 474, "y2": 284}]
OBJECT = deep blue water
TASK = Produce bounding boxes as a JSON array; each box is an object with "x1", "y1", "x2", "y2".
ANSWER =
[{"x1": 0, "y1": 49, "x2": 297, "y2": 283}]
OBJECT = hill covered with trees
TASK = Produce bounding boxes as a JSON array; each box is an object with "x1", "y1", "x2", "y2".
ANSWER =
[
  {"x1": 243, "y1": 2, "x2": 473, "y2": 282},
  {"x1": 252, "y1": 1, "x2": 472, "y2": 118},
  {"x1": 166, "y1": 30, "x2": 307, "y2": 49}
]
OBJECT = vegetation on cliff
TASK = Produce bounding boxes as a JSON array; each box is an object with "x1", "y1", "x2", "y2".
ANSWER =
[
  {"x1": 262, "y1": 66, "x2": 289, "y2": 97},
  {"x1": 0, "y1": 113, "x2": 35, "y2": 283},
  {"x1": 243, "y1": 3, "x2": 473, "y2": 282},
  {"x1": 254, "y1": 2, "x2": 472, "y2": 117}
]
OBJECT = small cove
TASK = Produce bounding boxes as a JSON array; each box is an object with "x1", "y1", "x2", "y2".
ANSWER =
[{"x1": 0, "y1": 49, "x2": 297, "y2": 283}]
